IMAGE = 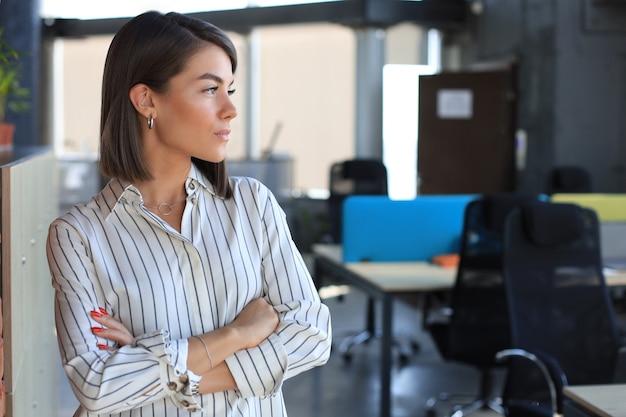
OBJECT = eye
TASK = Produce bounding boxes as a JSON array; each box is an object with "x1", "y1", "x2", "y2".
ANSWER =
[
  {"x1": 204, "y1": 86, "x2": 218, "y2": 96},
  {"x1": 228, "y1": 88, "x2": 236, "y2": 96}
]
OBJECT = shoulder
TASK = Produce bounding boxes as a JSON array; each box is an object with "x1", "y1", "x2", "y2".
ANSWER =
[
  {"x1": 228, "y1": 176, "x2": 273, "y2": 201},
  {"x1": 48, "y1": 198, "x2": 100, "y2": 238},
  {"x1": 48, "y1": 179, "x2": 124, "y2": 235}
]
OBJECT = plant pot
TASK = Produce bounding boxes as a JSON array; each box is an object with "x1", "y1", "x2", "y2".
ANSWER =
[{"x1": 0, "y1": 122, "x2": 15, "y2": 150}]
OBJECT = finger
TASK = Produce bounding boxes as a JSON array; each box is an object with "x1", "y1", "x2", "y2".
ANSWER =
[
  {"x1": 93, "y1": 328, "x2": 133, "y2": 346},
  {"x1": 90, "y1": 308, "x2": 109, "y2": 324},
  {"x1": 90, "y1": 309, "x2": 125, "y2": 330}
]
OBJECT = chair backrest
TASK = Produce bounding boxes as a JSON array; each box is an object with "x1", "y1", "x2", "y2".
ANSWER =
[
  {"x1": 501, "y1": 201, "x2": 619, "y2": 405},
  {"x1": 445, "y1": 193, "x2": 543, "y2": 366},
  {"x1": 546, "y1": 166, "x2": 592, "y2": 195},
  {"x1": 551, "y1": 193, "x2": 626, "y2": 261},
  {"x1": 327, "y1": 159, "x2": 388, "y2": 243}
]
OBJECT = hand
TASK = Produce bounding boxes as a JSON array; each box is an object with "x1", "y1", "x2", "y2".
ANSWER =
[
  {"x1": 228, "y1": 298, "x2": 279, "y2": 349},
  {"x1": 90, "y1": 308, "x2": 134, "y2": 348}
]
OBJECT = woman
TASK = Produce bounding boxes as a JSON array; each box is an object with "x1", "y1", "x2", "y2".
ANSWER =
[{"x1": 46, "y1": 11, "x2": 331, "y2": 416}]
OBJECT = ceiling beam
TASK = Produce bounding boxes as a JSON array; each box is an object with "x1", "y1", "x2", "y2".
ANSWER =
[{"x1": 42, "y1": 0, "x2": 467, "y2": 38}]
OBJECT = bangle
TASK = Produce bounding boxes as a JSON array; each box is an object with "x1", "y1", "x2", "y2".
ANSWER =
[{"x1": 192, "y1": 335, "x2": 214, "y2": 370}]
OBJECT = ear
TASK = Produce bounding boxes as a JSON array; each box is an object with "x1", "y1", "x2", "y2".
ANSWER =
[{"x1": 128, "y1": 83, "x2": 156, "y2": 119}]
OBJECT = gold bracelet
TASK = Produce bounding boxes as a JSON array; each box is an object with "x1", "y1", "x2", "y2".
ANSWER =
[{"x1": 192, "y1": 335, "x2": 214, "y2": 370}]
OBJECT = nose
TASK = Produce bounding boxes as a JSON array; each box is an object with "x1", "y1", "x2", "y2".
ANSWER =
[{"x1": 220, "y1": 96, "x2": 237, "y2": 120}]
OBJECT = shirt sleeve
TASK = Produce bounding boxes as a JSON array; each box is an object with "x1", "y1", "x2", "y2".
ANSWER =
[
  {"x1": 47, "y1": 218, "x2": 203, "y2": 414},
  {"x1": 225, "y1": 188, "x2": 332, "y2": 398}
]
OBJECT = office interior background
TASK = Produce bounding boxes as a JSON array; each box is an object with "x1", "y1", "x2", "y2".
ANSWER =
[
  {"x1": 1, "y1": 0, "x2": 626, "y2": 416},
  {"x1": 5, "y1": 0, "x2": 626, "y2": 198}
]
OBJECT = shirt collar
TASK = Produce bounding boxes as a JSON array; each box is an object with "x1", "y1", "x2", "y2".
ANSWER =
[
  {"x1": 101, "y1": 163, "x2": 219, "y2": 220},
  {"x1": 187, "y1": 163, "x2": 213, "y2": 195}
]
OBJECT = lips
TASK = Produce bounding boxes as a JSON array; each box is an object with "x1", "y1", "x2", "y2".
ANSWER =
[{"x1": 215, "y1": 129, "x2": 230, "y2": 141}]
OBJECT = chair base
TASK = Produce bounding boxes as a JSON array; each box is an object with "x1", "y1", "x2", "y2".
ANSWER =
[
  {"x1": 425, "y1": 367, "x2": 504, "y2": 417},
  {"x1": 337, "y1": 296, "x2": 420, "y2": 363},
  {"x1": 425, "y1": 394, "x2": 504, "y2": 417},
  {"x1": 338, "y1": 328, "x2": 420, "y2": 363}
]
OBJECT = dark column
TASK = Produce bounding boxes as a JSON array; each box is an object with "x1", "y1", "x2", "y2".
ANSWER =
[{"x1": 0, "y1": 0, "x2": 41, "y2": 146}]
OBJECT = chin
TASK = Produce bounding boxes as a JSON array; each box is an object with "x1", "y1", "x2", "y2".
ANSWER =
[{"x1": 195, "y1": 154, "x2": 226, "y2": 163}]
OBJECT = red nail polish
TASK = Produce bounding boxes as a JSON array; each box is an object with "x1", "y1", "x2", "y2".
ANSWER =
[
  {"x1": 99, "y1": 307, "x2": 108, "y2": 315},
  {"x1": 97, "y1": 343, "x2": 108, "y2": 350},
  {"x1": 91, "y1": 310, "x2": 102, "y2": 318},
  {"x1": 91, "y1": 327, "x2": 104, "y2": 333}
]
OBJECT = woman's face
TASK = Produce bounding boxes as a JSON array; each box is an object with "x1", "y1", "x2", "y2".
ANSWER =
[{"x1": 151, "y1": 43, "x2": 237, "y2": 163}]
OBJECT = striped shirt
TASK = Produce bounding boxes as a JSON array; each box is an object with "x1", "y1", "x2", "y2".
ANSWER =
[{"x1": 46, "y1": 163, "x2": 332, "y2": 417}]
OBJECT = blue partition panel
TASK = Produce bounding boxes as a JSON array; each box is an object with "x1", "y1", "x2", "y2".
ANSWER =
[{"x1": 342, "y1": 195, "x2": 476, "y2": 263}]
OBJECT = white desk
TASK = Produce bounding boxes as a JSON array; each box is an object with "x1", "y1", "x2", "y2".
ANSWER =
[
  {"x1": 313, "y1": 243, "x2": 456, "y2": 291},
  {"x1": 564, "y1": 384, "x2": 626, "y2": 417},
  {"x1": 312, "y1": 244, "x2": 456, "y2": 417},
  {"x1": 313, "y1": 244, "x2": 626, "y2": 417}
]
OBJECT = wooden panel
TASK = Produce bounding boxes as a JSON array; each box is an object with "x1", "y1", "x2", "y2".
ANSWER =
[{"x1": 1, "y1": 149, "x2": 59, "y2": 417}]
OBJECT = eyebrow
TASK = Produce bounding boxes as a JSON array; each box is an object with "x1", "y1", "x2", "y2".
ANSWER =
[{"x1": 197, "y1": 72, "x2": 235, "y2": 86}]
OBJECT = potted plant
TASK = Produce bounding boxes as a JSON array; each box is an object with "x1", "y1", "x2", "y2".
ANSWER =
[{"x1": 0, "y1": 28, "x2": 29, "y2": 149}]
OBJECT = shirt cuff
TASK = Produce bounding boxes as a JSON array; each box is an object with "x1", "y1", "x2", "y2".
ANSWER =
[{"x1": 136, "y1": 330, "x2": 203, "y2": 413}]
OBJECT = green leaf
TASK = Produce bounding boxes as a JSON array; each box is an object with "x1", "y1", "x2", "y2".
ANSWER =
[{"x1": 0, "y1": 28, "x2": 30, "y2": 122}]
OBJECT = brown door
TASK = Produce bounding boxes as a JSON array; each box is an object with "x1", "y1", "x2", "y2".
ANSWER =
[{"x1": 417, "y1": 69, "x2": 516, "y2": 194}]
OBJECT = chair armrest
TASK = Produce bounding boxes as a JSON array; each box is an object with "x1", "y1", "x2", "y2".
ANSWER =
[{"x1": 495, "y1": 348, "x2": 568, "y2": 415}]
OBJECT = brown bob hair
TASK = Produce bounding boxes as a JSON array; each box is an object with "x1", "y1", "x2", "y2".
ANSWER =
[{"x1": 99, "y1": 11, "x2": 236, "y2": 198}]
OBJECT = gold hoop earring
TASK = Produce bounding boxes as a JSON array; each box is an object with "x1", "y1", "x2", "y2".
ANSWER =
[{"x1": 147, "y1": 116, "x2": 154, "y2": 129}]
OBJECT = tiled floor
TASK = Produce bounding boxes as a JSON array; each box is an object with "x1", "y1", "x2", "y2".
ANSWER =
[{"x1": 57, "y1": 286, "x2": 504, "y2": 417}]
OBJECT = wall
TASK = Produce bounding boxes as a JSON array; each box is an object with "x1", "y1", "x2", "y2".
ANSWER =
[
  {"x1": 450, "y1": 0, "x2": 626, "y2": 193},
  {"x1": 1, "y1": 148, "x2": 59, "y2": 417},
  {"x1": 553, "y1": 0, "x2": 626, "y2": 191}
]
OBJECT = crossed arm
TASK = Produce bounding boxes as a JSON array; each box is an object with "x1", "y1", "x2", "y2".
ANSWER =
[{"x1": 91, "y1": 297, "x2": 280, "y2": 394}]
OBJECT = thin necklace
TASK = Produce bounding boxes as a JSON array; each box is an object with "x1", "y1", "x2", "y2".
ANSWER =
[{"x1": 143, "y1": 193, "x2": 186, "y2": 216}]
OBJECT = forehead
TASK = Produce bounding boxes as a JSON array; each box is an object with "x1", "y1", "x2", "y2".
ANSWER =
[{"x1": 183, "y1": 43, "x2": 234, "y2": 78}]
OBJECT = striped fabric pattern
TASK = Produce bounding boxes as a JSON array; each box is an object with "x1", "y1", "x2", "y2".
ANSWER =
[{"x1": 46, "y1": 164, "x2": 332, "y2": 417}]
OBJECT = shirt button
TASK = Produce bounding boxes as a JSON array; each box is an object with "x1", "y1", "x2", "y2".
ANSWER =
[
  {"x1": 179, "y1": 374, "x2": 189, "y2": 384},
  {"x1": 189, "y1": 183, "x2": 196, "y2": 190},
  {"x1": 190, "y1": 407, "x2": 200, "y2": 412},
  {"x1": 181, "y1": 400, "x2": 190, "y2": 407},
  {"x1": 167, "y1": 381, "x2": 178, "y2": 391},
  {"x1": 190, "y1": 197, "x2": 197, "y2": 204}
]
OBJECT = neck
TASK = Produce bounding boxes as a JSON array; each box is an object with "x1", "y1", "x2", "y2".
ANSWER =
[{"x1": 136, "y1": 162, "x2": 191, "y2": 205}]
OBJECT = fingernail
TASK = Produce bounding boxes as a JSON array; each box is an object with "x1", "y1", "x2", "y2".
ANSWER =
[
  {"x1": 99, "y1": 307, "x2": 108, "y2": 315},
  {"x1": 90, "y1": 310, "x2": 102, "y2": 318},
  {"x1": 91, "y1": 327, "x2": 104, "y2": 333},
  {"x1": 97, "y1": 343, "x2": 108, "y2": 350}
]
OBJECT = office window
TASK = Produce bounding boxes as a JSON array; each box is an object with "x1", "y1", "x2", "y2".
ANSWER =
[
  {"x1": 52, "y1": 15, "x2": 426, "y2": 196},
  {"x1": 55, "y1": 22, "x2": 354, "y2": 194},
  {"x1": 255, "y1": 24, "x2": 355, "y2": 193}
]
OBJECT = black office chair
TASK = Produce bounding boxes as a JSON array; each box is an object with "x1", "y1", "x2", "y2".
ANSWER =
[
  {"x1": 327, "y1": 159, "x2": 389, "y2": 242},
  {"x1": 496, "y1": 201, "x2": 624, "y2": 417},
  {"x1": 424, "y1": 193, "x2": 543, "y2": 417},
  {"x1": 324, "y1": 159, "x2": 417, "y2": 362},
  {"x1": 545, "y1": 166, "x2": 592, "y2": 195}
]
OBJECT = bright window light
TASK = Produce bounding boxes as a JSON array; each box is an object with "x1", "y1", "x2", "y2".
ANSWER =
[{"x1": 383, "y1": 64, "x2": 437, "y2": 200}]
